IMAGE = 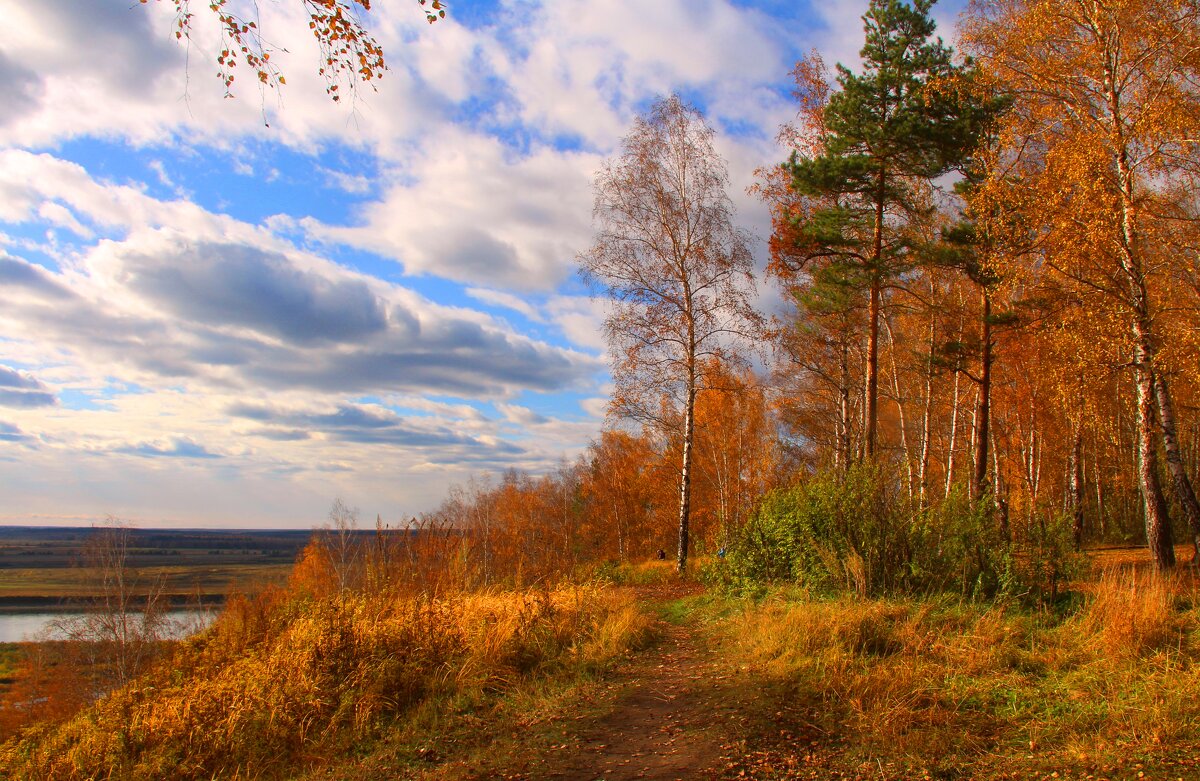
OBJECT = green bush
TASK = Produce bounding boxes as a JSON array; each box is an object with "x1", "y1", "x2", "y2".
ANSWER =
[{"x1": 710, "y1": 465, "x2": 1078, "y2": 602}]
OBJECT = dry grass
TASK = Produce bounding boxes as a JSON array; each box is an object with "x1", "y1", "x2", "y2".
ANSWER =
[
  {"x1": 598, "y1": 558, "x2": 688, "y2": 586},
  {"x1": 0, "y1": 583, "x2": 651, "y2": 781},
  {"x1": 719, "y1": 572, "x2": 1200, "y2": 774},
  {"x1": 1074, "y1": 567, "x2": 1183, "y2": 658}
]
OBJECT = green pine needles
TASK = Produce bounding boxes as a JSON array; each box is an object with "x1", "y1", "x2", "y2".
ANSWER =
[{"x1": 785, "y1": 0, "x2": 995, "y2": 459}]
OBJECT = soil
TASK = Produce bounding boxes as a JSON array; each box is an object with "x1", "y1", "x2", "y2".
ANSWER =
[
  {"x1": 540, "y1": 619, "x2": 727, "y2": 780},
  {"x1": 530, "y1": 581, "x2": 808, "y2": 781}
]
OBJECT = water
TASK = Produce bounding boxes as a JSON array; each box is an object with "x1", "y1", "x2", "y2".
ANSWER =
[{"x1": 0, "y1": 610, "x2": 215, "y2": 643}]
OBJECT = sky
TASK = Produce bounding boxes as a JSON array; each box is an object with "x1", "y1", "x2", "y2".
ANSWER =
[{"x1": 0, "y1": 0, "x2": 969, "y2": 528}]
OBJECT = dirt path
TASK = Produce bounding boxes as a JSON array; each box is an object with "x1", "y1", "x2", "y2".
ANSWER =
[
  {"x1": 528, "y1": 585, "x2": 752, "y2": 781},
  {"x1": 542, "y1": 625, "x2": 723, "y2": 780}
]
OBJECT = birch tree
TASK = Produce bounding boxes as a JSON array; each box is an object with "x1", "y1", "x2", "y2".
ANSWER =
[
  {"x1": 580, "y1": 95, "x2": 758, "y2": 572},
  {"x1": 964, "y1": 0, "x2": 1200, "y2": 568}
]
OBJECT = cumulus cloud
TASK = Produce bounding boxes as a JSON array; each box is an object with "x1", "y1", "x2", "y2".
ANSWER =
[
  {"x1": 496, "y1": 403, "x2": 549, "y2": 427},
  {"x1": 480, "y1": 0, "x2": 787, "y2": 149},
  {"x1": 545, "y1": 295, "x2": 610, "y2": 353},
  {"x1": 10, "y1": 244, "x2": 592, "y2": 397},
  {"x1": 310, "y1": 132, "x2": 600, "y2": 291},
  {"x1": 0, "y1": 52, "x2": 42, "y2": 128},
  {"x1": 113, "y1": 241, "x2": 392, "y2": 345},
  {"x1": 0, "y1": 366, "x2": 57, "y2": 408},
  {"x1": 0, "y1": 165, "x2": 601, "y2": 400},
  {"x1": 466, "y1": 287, "x2": 546, "y2": 322},
  {"x1": 580, "y1": 397, "x2": 610, "y2": 419},
  {"x1": 229, "y1": 401, "x2": 526, "y2": 459},
  {"x1": 115, "y1": 438, "x2": 221, "y2": 459},
  {"x1": 0, "y1": 421, "x2": 28, "y2": 442}
]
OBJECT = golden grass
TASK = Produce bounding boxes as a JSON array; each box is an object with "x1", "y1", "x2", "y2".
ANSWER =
[
  {"x1": 597, "y1": 558, "x2": 685, "y2": 586},
  {"x1": 1073, "y1": 567, "x2": 1182, "y2": 658},
  {"x1": 719, "y1": 575, "x2": 1200, "y2": 772},
  {"x1": 0, "y1": 583, "x2": 651, "y2": 781}
]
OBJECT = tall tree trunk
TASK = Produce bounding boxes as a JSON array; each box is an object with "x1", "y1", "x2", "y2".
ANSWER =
[
  {"x1": 918, "y1": 306, "x2": 935, "y2": 505},
  {"x1": 1153, "y1": 372, "x2": 1200, "y2": 561},
  {"x1": 993, "y1": 430, "x2": 1010, "y2": 542},
  {"x1": 971, "y1": 290, "x2": 992, "y2": 501},
  {"x1": 968, "y1": 389, "x2": 979, "y2": 497},
  {"x1": 946, "y1": 367, "x2": 962, "y2": 498},
  {"x1": 1104, "y1": 54, "x2": 1173, "y2": 568},
  {"x1": 1069, "y1": 425, "x2": 1084, "y2": 550},
  {"x1": 864, "y1": 169, "x2": 886, "y2": 460},
  {"x1": 884, "y1": 316, "x2": 913, "y2": 497},
  {"x1": 864, "y1": 277, "x2": 881, "y2": 460},
  {"x1": 1135, "y1": 355, "x2": 1174, "y2": 568},
  {"x1": 838, "y1": 330, "x2": 852, "y2": 473},
  {"x1": 677, "y1": 366, "x2": 696, "y2": 573}
]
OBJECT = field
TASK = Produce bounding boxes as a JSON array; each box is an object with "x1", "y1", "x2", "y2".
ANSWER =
[{"x1": 0, "y1": 527, "x2": 313, "y2": 608}]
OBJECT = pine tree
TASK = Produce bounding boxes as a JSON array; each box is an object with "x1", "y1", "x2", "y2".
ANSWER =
[{"x1": 786, "y1": 0, "x2": 992, "y2": 459}]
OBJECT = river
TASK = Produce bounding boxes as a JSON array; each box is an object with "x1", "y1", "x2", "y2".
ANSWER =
[{"x1": 0, "y1": 610, "x2": 216, "y2": 643}]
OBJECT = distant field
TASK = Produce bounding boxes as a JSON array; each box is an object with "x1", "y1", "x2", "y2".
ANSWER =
[
  {"x1": 0, "y1": 564, "x2": 293, "y2": 606},
  {"x1": 0, "y1": 527, "x2": 316, "y2": 609}
]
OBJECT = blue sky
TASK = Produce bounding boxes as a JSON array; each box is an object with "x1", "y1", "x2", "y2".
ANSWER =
[{"x1": 0, "y1": 0, "x2": 968, "y2": 527}]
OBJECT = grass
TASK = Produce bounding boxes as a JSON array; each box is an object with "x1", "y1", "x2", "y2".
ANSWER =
[
  {"x1": 5, "y1": 547, "x2": 1200, "y2": 780},
  {"x1": 0, "y1": 645, "x2": 17, "y2": 684},
  {"x1": 289, "y1": 659, "x2": 627, "y2": 781},
  {"x1": 702, "y1": 568, "x2": 1200, "y2": 779},
  {"x1": 0, "y1": 581, "x2": 652, "y2": 781},
  {"x1": 0, "y1": 563, "x2": 292, "y2": 602}
]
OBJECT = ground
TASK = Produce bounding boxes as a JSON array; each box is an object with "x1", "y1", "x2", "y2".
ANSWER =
[
  {"x1": 352, "y1": 582, "x2": 874, "y2": 781},
  {"x1": 356, "y1": 564, "x2": 1200, "y2": 781}
]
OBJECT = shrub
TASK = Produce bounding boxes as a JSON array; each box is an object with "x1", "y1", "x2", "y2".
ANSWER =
[{"x1": 712, "y1": 465, "x2": 1078, "y2": 601}]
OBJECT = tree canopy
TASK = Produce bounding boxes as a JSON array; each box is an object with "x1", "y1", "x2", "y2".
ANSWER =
[{"x1": 785, "y1": 0, "x2": 994, "y2": 459}]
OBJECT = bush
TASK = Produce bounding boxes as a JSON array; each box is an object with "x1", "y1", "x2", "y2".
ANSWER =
[
  {"x1": 710, "y1": 464, "x2": 910, "y2": 597},
  {"x1": 711, "y1": 465, "x2": 1078, "y2": 601}
]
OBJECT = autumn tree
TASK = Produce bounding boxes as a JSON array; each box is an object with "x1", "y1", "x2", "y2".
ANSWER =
[
  {"x1": 937, "y1": 148, "x2": 1022, "y2": 503},
  {"x1": 691, "y1": 359, "x2": 781, "y2": 548},
  {"x1": 964, "y1": 0, "x2": 1200, "y2": 568},
  {"x1": 582, "y1": 430, "x2": 667, "y2": 560},
  {"x1": 51, "y1": 523, "x2": 169, "y2": 694},
  {"x1": 143, "y1": 0, "x2": 445, "y2": 100},
  {"x1": 580, "y1": 95, "x2": 758, "y2": 572},
  {"x1": 757, "y1": 56, "x2": 865, "y2": 474},
  {"x1": 785, "y1": 0, "x2": 993, "y2": 459}
]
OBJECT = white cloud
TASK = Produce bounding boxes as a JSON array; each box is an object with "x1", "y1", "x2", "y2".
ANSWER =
[
  {"x1": 480, "y1": 0, "x2": 787, "y2": 149},
  {"x1": 309, "y1": 130, "x2": 601, "y2": 290},
  {"x1": 580, "y1": 397, "x2": 610, "y2": 419},
  {"x1": 495, "y1": 403, "x2": 549, "y2": 427},
  {"x1": 545, "y1": 295, "x2": 610, "y2": 353},
  {"x1": 465, "y1": 287, "x2": 545, "y2": 322},
  {"x1": 319, "y1": 167, "x2": 373, "y2": 195}
]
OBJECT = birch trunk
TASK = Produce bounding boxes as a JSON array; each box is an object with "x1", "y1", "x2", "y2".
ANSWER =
[{"x1": 1153, "y1": 373, "x2": 1200, "y2": 561}]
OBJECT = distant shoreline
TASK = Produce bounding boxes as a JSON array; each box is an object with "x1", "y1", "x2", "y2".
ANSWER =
[{"x1": 0, "y1": 594, "x2": 227, "y2": 614}]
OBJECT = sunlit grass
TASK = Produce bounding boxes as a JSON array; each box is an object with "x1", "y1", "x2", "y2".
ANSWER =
[
  {"x1": 0, "y1": 582, "x2": 651, "y2": 781},
  {"x1": 714, "y1": 570, "x2": 1200, "y2": 774}
]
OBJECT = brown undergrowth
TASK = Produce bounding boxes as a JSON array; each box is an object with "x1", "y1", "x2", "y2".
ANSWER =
[{"x1": 0, "y1": 582, "x2": 651, "y2": 781}]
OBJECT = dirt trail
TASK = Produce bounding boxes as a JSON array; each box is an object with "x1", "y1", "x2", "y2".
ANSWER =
[{"x1": 535, "y1": 585, "x2": 745, "y2": 781}]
